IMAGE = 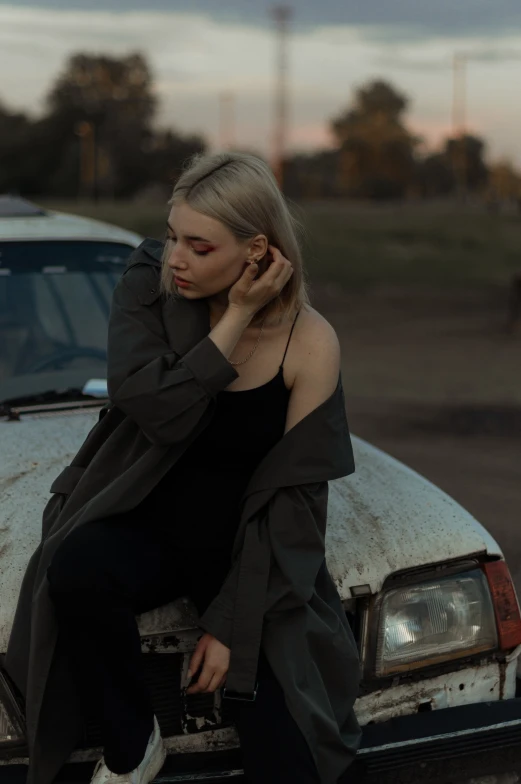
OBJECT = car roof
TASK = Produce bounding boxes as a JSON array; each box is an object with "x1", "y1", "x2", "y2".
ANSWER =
[{"x1": 0, "y1": 195, "x2": 142, "y2": 247}]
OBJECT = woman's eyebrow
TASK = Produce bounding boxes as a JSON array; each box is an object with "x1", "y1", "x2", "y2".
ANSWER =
[{"x1": 166, "y1": 221, "x2": 211, "y2": 243}]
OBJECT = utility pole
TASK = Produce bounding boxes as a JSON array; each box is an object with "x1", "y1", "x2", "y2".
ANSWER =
[
  {"x1": 452, "y1": 53, "x2": 467, "y2": 202},
  {"x1": 452, "y1": 53, "x2": 467, "y2": 136},
  {"x1": 271, "y1": 5, "x2": 292, "y2": 190},
  {"x1": 218, "y1": 91, "x2": 236, "y2": 150}
]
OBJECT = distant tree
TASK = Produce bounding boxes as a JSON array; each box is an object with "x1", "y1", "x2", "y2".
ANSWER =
[
  {"x1": 330, "y1": 80, "x2": 419, "y2": 200},
  {"x1": 444, "y1": 134, "x2": 488, "y2": 196},
  {"x1": 143, "y1": 129, "x2": 207, "y2": 198},
  {"x1": 417, "y1": 152, "x2": 455, "y2": 198},
  {"x1": 0, "y1": 104, "x2": 33, "y2": 193},
  {"x1": 486, "y1": 159, "x2": 521, "y2": 211},
  {"x1": 0, "y1": 103, "x2": 31, "y2": 145},
  {"x1": 47, "y1": 52, "x2": 155, "y2": 129},
  {"x1": 283, "y1": 151, "x2": 342, "y2": 200},
  {"x1": 0, "y1": 52, "x2": 206, "y2": 199},
  {"x1": 42, "y1": 52, "x2": 156, "y2": 198}
]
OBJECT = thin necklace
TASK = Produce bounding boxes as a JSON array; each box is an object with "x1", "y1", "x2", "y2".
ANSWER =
[{"x1": 229, "y1": 313, "x2": 268, "y2": 366}]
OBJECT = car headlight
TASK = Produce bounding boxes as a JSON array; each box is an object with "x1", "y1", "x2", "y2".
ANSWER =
[{"x1": 375, "y1": 568, "x2": 498, "y2": 677}]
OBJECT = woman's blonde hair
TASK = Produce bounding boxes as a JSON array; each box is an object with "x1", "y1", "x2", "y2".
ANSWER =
[{"x1": 161, "y1": 151, "x2": 310, "y2": 325}]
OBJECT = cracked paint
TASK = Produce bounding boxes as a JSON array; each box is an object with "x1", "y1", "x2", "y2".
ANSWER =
[{"x1": 354, "y1": 658, "x2": 518, "y2": 725}]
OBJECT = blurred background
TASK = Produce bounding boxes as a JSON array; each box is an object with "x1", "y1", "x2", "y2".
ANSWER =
[{"x1": 0, "y1": 1, "x2": 520, "y2": 587}]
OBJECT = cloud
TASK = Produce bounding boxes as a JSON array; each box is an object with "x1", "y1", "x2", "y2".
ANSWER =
[
  {"x1": 376, "y1": 46, "x2": 521, "y2": 73},
  {"x1": 2, "y1": 0, "x2": 521, "y2": 40},
  {"x1": 1, "y1": 4, "x2": 521, "y2": 164}
]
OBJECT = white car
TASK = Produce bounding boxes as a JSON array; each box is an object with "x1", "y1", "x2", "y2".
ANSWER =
[{"x1": 1, "y1": 197, "x2": 521, "y2": 783}]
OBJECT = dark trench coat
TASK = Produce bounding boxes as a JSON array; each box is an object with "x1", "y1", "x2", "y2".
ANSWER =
[{"x1": 4, "y1": 239, "x2": 362, "y2": 784}]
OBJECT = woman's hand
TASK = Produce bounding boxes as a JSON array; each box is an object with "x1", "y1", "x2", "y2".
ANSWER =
[
  {"x1": 228, "y1": 245, "x2": 293, "y2": 318},
  {"x1": 186, "y1": 633, "x2": 230, "y2": 694}
]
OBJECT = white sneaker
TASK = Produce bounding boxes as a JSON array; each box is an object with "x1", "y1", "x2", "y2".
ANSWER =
[{"x1": 91, "y1": 716, "x2": 166, "y2": 783}]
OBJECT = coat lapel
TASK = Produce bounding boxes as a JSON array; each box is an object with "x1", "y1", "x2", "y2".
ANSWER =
[
  {"x1": 161, "y1": 296, "x2": 211, "y2": 358},
  {"x1": 130, "y1": 238, "x2": 212, "y2": 358},
  {"x1": 133, "y1": 237, "x2": 163, "y2": 267}
]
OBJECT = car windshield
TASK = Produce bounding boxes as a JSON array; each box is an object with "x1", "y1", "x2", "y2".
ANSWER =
[{"x1": 0, "y1": 240, "x2": 135, "y2": 404}]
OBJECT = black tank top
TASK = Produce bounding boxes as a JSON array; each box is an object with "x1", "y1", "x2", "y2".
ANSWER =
[{"x1": 135, "y1": 309, "x2": 301, "y2": 553}]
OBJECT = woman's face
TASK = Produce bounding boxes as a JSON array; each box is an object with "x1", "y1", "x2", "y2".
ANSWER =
[{"x1": 166, "y1": 202, "x2": 263, "y2": 299}]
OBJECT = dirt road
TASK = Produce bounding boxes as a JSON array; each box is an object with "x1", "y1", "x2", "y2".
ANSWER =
[{"x1": 312, "y1": 282, "x2": 521, "y2": 595}]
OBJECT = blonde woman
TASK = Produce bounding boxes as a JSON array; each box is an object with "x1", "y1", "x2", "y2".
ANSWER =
[{"x1": 6, "y1": 152, "x2": 361, "y2": 784}]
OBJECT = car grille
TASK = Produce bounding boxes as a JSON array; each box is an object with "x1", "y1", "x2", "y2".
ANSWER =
[
  {"x1": 77, "y1": 609, "x2": 360, "y2": 750},
  {"x1": 78, "y1": 652, "x2": 233, "y2": 749}
]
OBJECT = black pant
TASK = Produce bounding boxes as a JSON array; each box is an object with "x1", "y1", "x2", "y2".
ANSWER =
[{"x1": 47, "y1": 516, "x2": 320, "y2": 783}]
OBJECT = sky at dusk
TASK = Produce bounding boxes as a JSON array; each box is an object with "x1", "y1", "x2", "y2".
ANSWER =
[{"x1": 1, "y1": 0, "x2": 520, "y2": 163}]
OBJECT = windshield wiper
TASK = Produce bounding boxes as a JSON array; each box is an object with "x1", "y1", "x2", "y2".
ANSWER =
[
  {"x1": 0, "y1": 402, "x2": 19, "y2": 421},
  {"x1": 0, "y1": 387, "x2": 109, "y2": 420}
]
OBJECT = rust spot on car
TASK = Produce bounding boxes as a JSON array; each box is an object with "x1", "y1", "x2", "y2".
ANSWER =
[
  {"x1": 499, "y1": 660, "x2": 507, "y2": 699},
  {"x1": 0, "y1": 471, "x2": 29, "y2": 490},
  {"x1": 140, "y1": 634, "x2": 184, "y2": 654},
  {"x1": 161, "y1": 634, "x2": 182, "y2": 648},
  {"x1": 142, "y1": 638, "x2": 158, "y2": 653}
]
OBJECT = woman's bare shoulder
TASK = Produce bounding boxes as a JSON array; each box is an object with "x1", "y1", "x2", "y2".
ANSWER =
[
  {"x1": 284, "y1": 304, "x2": 341, "y2": 433},
  {"x1": 292, "y1": 304, "x2": 341, "y2": 367}
]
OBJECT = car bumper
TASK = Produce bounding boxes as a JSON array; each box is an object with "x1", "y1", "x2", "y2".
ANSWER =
[
  {"x1": 3, "y1": 698, "x2": 521, "y2": 783},
  {"x1": 356, "y1": 696, "x2": 521, "y2": 782}
]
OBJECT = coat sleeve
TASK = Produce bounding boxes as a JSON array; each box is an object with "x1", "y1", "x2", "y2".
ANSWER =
[
  {"x1": 198, "y1": 482, "x2": 329, "y2": 647},
  {"x1": 107, "y1": 263, "x2": 239, "y2": 445}
]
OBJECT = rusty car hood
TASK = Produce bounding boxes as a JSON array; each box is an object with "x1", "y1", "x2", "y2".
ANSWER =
[{"x1": 0, "y1": 409, "x2": 502, "y2": 652}]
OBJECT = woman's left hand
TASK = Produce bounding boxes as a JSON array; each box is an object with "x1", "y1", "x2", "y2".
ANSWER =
[{"x1": 186, "y1": 633, "x2": 230, "y2": 694}]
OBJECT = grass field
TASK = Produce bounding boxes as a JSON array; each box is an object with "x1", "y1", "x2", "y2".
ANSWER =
[{"x1": 42, "y1": 199, "x2": 521, "y2": 289}]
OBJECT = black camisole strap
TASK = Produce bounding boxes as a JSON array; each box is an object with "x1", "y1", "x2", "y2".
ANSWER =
[{"x1": 280, "y1": 308, "x2": 301, "y2": 369}]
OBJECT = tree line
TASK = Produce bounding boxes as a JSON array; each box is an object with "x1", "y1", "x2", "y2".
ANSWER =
[
  {"x1": 284, "y1": 80, "x2": 519, "y2": 205},
  {"x1": 0, "y1": 53, "x2": 204, "y2": 200},
  {"x1": 0, "y1": 52, "x2": 519, "y2": 205}
]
